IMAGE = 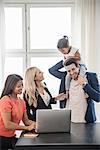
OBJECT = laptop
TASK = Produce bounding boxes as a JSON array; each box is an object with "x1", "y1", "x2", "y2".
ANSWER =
[{"x1": 35, "y1": 109, "x2": 71, "y2": 133}]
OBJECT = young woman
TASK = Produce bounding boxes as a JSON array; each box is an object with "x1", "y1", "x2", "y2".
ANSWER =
[
  {"x1": 0, "y1": 74, "x2": 36, "y2": 150},
  {"x1": 23, "y1": 67, "x2": 66, "y2": 121}
]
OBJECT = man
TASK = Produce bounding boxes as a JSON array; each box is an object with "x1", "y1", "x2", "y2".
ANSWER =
[
  {"x1": 49, "y1": 58, "x2": 100, "y2": 123},
  {"x1": 54, "y1": 36, "x2": 86, "y2": 108}
]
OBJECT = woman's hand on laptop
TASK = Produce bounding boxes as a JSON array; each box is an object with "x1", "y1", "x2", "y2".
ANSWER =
[
  {"x1": 55, "y1": 93, "x2": 66, "y2": 101},
  {"x1": 26, "y1": 122, "x2": 36, "y2": 131}
]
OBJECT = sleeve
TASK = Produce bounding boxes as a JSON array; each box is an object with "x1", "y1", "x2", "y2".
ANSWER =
[
  {"x1": 48, "y1": 60, "x2": 67, "y2": 79},
  {"x1": 83, "y1": 73, "x2": 100, "y2": 102},
  {"x1": 50, "y1": 98, "x2": 57, "y2": 104},
  {"x1": 22, "y1": 99, "x2": 26, "y2": 112},
  {"x1": 0, "y1": 96, "x2": 12, "y2": 112}
]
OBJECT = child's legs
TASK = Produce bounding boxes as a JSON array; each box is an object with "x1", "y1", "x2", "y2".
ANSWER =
[
  {"x1": 65, "y1": 75, "x2": 71, "y2": 91},
  {"x1": 79, "y1": 64, "x2": 87, "y2": 77}
]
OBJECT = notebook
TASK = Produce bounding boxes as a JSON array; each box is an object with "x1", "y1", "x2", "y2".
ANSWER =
[{"x1": 35, "y1": 109, "x2": 71, "y2": 133}]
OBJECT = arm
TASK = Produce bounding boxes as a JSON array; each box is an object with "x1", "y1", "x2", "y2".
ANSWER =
[
  {"x1": 45, "y1": 87, "x2": 66, "y2": 104},
  {"x1": 50, "y1": 94, "x2": 66, "y2": 103},
  {"x1": 54, "y1": 93, "x2": 66, "y2": 101},
  {"x1": 1, "y1": 111, "x2": 35, "y2": 131},
  {"x1": 74, "y1": 50, "x2": 81, "y2": 61},
  {"x1": 44, "y1": 87, "x2": 56, "y2": 104},
  {"x1": 22, "y1": 111, "x2": 35, "y2": 126},
  {"x1": 48, "y1": 61, "x2": 67, "y2": 108},
  {"x1": 49, "y1": 60, "x2": 67, "y2": 79},
  {"x1": 83, "y1": 73, "x2": 100, "y2": 102}
]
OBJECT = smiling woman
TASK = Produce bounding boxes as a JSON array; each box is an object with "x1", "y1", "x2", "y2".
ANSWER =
[
  {"x1": 0, "y1": 74, "x2": 36, "y2": 150},
  {"x1": 23, "y1": 66, "x2": 66, "y2": 121}
]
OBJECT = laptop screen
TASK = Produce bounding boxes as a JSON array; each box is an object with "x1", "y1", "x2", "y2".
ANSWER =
[{"x1": 35, "y1": 109, "x2": 71, "y2": 133}]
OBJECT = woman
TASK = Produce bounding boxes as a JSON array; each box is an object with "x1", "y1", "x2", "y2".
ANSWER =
[
  {"x1": 23, "y1": 67, "x2": 65, "y2": 121},
  {"x1": 0, "y1": 74, "x2": 36, "y2": 150}
]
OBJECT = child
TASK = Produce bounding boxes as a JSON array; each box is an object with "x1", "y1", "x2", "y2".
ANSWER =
[{"x1": 57, "y1": 36, "x2": 87, "y2": 98}]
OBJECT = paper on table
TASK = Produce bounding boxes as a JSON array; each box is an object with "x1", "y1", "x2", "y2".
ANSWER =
[{"x1": 23, "y1": 133, "x2": 39, "y2": 138}]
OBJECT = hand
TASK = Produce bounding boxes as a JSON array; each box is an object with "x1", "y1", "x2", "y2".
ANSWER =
[
  {"x1": 27, "y1": 122, "x2": 36, "y2": 131},
  {"x1": 64, "y1": 55, "x2": 70, "y2": 60},
  {"x1": 77, "y1": 75, "x2": 87, "y2": 86},
  {"x1": 64, "y1": 55, "x2": 67, "y2": 60},
  {"x1": 66, "y1": 90, "x2": 69, "y2": 99},
  {"x1": 55, "y1": 93, "x2": 66, "y2": 101},
  {"x1": 64, "y1": 55, "x2": 75, "y2": 60}
]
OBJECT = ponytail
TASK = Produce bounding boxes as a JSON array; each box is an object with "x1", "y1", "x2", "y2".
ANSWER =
[{"x1": 57, "y1": 35, "x2": 69, "y2": 49}]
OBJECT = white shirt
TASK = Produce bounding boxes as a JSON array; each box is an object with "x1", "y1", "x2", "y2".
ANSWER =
[
  {"x1": 64, "y1": 47, "x2": 78, "y2": 59},
  {"x1": 40, "y1": 90, "x2": 51, "y2": 106},
  {"x1": 67, "y1": 79, "x2": 87, "y2": 123}
]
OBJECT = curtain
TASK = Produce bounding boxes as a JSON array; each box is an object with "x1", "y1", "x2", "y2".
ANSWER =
[
  {"x1": 72, "y1": 0, "x2": 95, "y2": 71},
  {"x1": 0, "y1": 0, "x2": 5, "y2": 91}
]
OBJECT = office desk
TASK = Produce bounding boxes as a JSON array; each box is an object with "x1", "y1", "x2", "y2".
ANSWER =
[{"x1": 15, "y1": 123, "x2": 100, "y2": 150}]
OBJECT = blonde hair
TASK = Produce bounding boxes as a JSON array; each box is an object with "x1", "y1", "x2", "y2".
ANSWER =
[{"x1": 23, "y1": 67, "x2": 44, "y2": 107}]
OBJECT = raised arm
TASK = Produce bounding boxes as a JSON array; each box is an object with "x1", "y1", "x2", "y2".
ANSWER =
[
  {"x1": 48, "y1": 60, "x2": 67, "y2": 79},
  {"x1": 49, "y1": 60, "x2": 67, "y2": 108}
]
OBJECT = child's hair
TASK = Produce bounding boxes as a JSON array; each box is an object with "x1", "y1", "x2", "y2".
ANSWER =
[
  {"x1": 57, "y1": 35, "x2": 69, "y2": 49},
  {"x1": 0, "y1": 74, "x2": 23, "y2": 98}
]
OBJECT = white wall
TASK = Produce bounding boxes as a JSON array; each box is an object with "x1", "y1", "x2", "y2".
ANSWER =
[
  {"x1": 95, "y1": 0, "x2": 100, "y2": 122},
  {"x1": 95, "y1": 0, "x2": 100, "y2": 76}
]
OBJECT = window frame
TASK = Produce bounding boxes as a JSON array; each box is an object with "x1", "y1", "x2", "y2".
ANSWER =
[
  {"x1": 4, "y1": 2, "x2": 74, "y2": 70},
  {"x1": 26, "y1": 3, "x2": 74, "y2": 54}
]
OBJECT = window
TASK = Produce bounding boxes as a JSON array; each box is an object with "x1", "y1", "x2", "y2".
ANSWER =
[
  {"x1": 4, "y1": 57, "x2": 23, "y2": 80},
  {"x1": 30, "y1": 57, "x2": 62, "y2": 95},
  {"x1": 30, "y1": 7, "x2": 71, "y2": 49},
  {"x1": 5, "y1": 5, "x2": 24, "y2": 51},
  {"x1": 4, "y1": 3, "x2": 72, "y2": 96}
]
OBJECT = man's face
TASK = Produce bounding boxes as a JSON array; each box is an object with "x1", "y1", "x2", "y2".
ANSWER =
[{"x1": 65, "y1": 63, "x2": 80, "y2": 80}]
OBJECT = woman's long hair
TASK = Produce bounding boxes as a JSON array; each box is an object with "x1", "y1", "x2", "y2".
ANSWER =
[
  {"x1": 0, "y1": 74, "x2": 23, "y2": 99},
  {"x1": 23, "y1": 67, "x2": 44, "y2": 107}
]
